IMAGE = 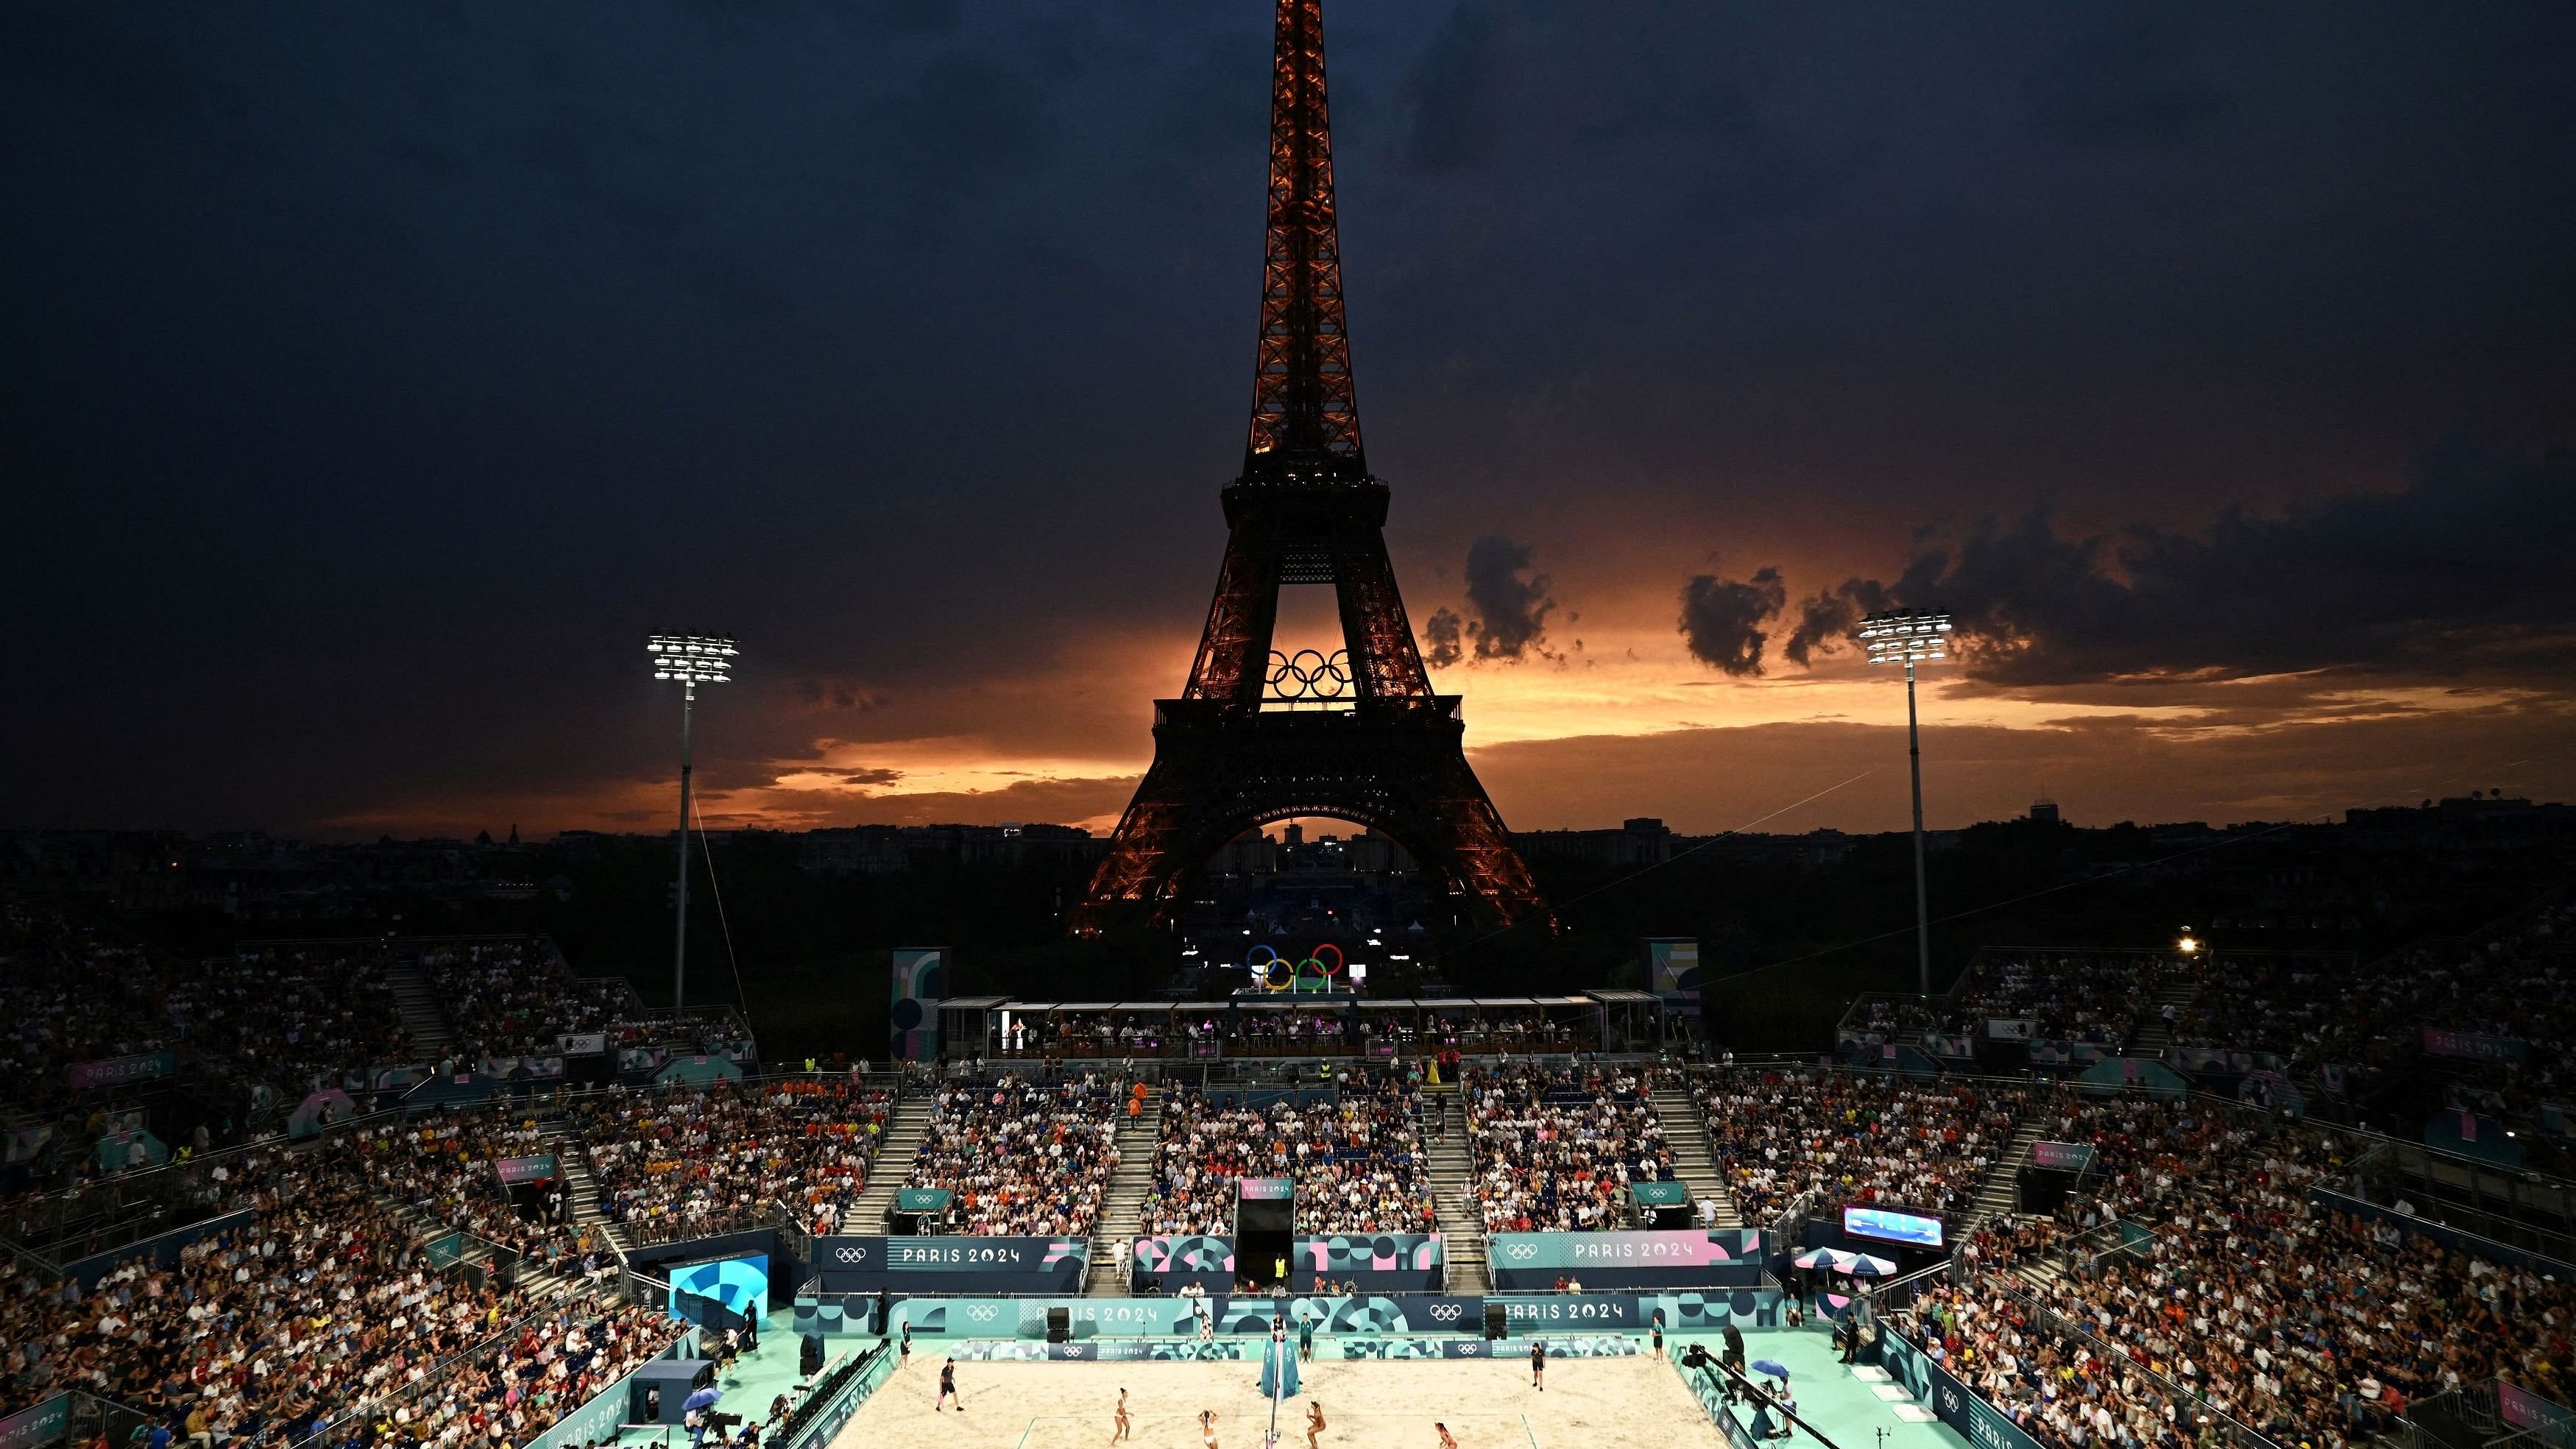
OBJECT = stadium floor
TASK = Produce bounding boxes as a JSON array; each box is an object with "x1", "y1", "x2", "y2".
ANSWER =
[{"x1": 637, "y1": 1311, "x2": 1970, "y2": 1449}]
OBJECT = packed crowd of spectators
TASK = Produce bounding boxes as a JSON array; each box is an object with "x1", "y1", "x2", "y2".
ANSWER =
[
  {"x1": 576, "y1": 1080, "x2": 891, "y2": 1245},
  {"x1": 164, "y1": 946, "x2": 411, "y2": 1105},
  {"x1": 1463, "y1": 1063, "x2": 1675, "y2": 1232},
  {"x1": 355, "y1": 1110, "x2": 575, "y2": 1264},
  {"x1": 1140, "y1": 1074, "x2": 1434, "y2": 1236},
  {"x1": 0, "y1": 1135, "x2": 681, "y2": 1442},
  {"x1": 1908, "y1": 1086, "x2": 2576, "y2": 1448},
  {"x1": 0, "y1": 905, "x2": 175, "y2": 1124},
  {"x1": 1699, "y1": 1068, "x2": 2026, "y2": 1225},
  {"x1": 904, "y1": 1074, "x2": 1121, "y2": 1237},
  {"x1": 414, "y1": 940, "x2": 634, "y2": 1065}
]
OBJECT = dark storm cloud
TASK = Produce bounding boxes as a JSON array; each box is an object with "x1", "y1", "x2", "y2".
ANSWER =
[
  {"x1": 1783, "y1": 576, "x2": 1892, "y2": 667},
  {"x1": 1678, "y1": 567, "x2": 1786, "y2": 676},
  {"x1": 1793, "y1": 444, "x2": 2576, "y2": 686},
  {"x1": 1422, "y1": 608, "x2": 1465, "y2": 669},
  {"x1": 1441, "y1": 534, "x2": 1556, "y2": 662}
]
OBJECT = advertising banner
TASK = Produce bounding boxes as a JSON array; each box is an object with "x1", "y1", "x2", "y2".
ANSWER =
[
  {"x1": 66, "y1": 1052, "x2": 177, "y2": 1091},
  {"x1": 495, "y1": 1155, "x2": 560, "y2": 1186},
  {"x1": 811, "y1": 1235, "x2": 1088, "y2": 1294},
  {"x1": 1881, "y1": 1329, "x2": 2048, "y2": 1449},
  {"x1": 935, "y1": 1337, "x2": 1553, "y2": 1362},
  {"x1": 894, "y1": 1188, "x2": 953, "y2": 1213},
  {"x1": 1986, "y1": 1018, "x2": 2035, "y2": 1042},
  {"x1": 2499, "y1": 1380, "x2": 2576, "y2": 1449},
  {"x1": 1646, "y1": 939, "x2": 1701, "y2": 1001},
  {"x1": 1632, "y1": 1182, "x2": 1691, "y2": 1207},
  {"x1": 889, "y1": 947, "x2": 946, "y2": 1063},
  {"x1": 1920, "y1": 1032, "x2": 1975, "y2": 1059},
  {"x1": 1239, "y1": 1177, "x2": 1295, "y2": 1200},
  {"x1": 559, "y1": 1032, "x2": 609, "y2": 1056},
  {"x1": 2424, "y1": 1029, "x2": 2528, "y2": 1063},
  {"x1": 0, "y1": 1395, "x2": 69, "y2": 1449},
  {"x1": 1132, "y1": 1233, "x2": 1234, "y2": 1289},
  {"x1": 1126, "y1": 1235, "x2": 1444, "y2": 1291},
  {"x1": 1301, "y1": 1233, "x2": 1443, "y2": 1290},
  {"x1": 2030, "y1": 1141, "x2": 2095, "y2": 1172},
  {"x1": 871, "y1": 1293, "x2": 1485, "y2": 1341},
  {"x1": 796, "y1": 1289, "x2": 1782, "y2": 1342},
  {"x1": 1486, "y1": 1229, "x2": 1765, "y2": 1289},
  {"x1": 1493, "y1": 1291, "x2": 1779, "y2": 1332}
]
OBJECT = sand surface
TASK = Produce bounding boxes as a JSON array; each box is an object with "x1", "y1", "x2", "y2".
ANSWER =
[{"x1": 832, "y1": 1353, "x2": 1729, "y2": 1449}]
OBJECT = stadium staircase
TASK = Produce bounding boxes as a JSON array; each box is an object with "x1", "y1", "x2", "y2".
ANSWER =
[
  {"x1": 2124, "y1": 975, "x2": 2201, "y2": 1060},
  {"x1": 1423, "y1": 1089, "x2": 1491, "y2": 1293},
  {"x1": 843, "y1": 1091, "x2": 936, "y2": 1232},
  {"x1": 1086, "y1": 1083, "x2": 1159, "y2": 1295},
  {"x1": 556, "y1": 1144, "x2": 634, "y2": 1262},
  {"x1": 1650, "y1": 1079, "x2": 1743, "y2": 1228},
  {"x1": 385, "y1": 959, "x2": 456, "y2": 1056},
  {"x1": 1965, "y1": 1116, "x2": 2046, "y2": 1232}
]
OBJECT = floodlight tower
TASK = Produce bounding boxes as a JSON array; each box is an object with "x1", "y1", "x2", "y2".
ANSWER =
[
  {"x1": 647, "y1": 634, "x2": 737, "y2": 1015},
  {"x1": 1855, "y1": 610, "x2": 1953, "y2": 997}
]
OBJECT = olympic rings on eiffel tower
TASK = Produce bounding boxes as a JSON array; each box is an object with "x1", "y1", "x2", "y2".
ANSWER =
[{"x1": 1264, "y1": 648, "x2": 1352, "y2": 701}]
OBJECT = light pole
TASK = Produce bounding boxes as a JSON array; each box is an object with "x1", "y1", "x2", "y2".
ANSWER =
[
  {"x1": 647, "y1": 634, "x2": 737, "y2": 1015},
  {"x1": 1855, "y1": 610, "x2": 1953, "y2": 998}
]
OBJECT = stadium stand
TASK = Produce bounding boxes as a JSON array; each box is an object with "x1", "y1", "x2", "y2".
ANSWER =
[
  {"x1": 901, "y1": 1074, "x2": 1121, "y2": 1236},
  {"x1": 1697, "y1": 1067, "x2": 2028, "y2": 1225},
  {"x1": 572, "y1": 1079, "x2": 892, "y2": 1247},
  {"x1": 1139, "y1": 1071, "x2": 1435, "y2": 1236},
  {"x1": 1462, "y1": 1063, "x2": 1677, "y2": 1232},
  {"x1": 413, "y1": 938, "x2": 632, "y2": 1063}
]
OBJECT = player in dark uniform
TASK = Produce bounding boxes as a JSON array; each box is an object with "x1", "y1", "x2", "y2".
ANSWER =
[
  {"x1": 1529, "y1": 1339, "x2": 1545, "y2": 1391},
  {"x1": 935, "y1": 1358, "x2": 962, "y2": 1412}
]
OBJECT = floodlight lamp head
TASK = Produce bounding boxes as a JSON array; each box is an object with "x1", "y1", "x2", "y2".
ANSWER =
[
  {"x1": 1854, "y1": 610, "x2": 1954, "y2": 666},
  {"x1": 645, "y1": 634, "x2": 739, "y2": 686}
]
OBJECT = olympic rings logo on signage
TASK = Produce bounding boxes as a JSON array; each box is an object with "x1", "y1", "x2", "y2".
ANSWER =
[
  {"x1": 1428, "y1": 1304, "x2": 1462, "y2": 1322},
  {"x1": 967, "y1": 1305, "x2": 1000, "y2": 1322},
  {"x1": 1248, "y1": 942, "x2": 1346, "y2": 992},
  {"x1": 832, "y1": 1245, "x2": 871, "y2": 1264},
  {"x1": 1505, "y1": 1244, "x2": 1538, "y2": 1261}
]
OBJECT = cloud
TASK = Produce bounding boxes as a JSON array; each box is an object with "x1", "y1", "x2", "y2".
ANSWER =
[
  {"x1": 1426, "y1": 535, "x2": 1557, "y2": 666},
  {"x1": 1678, "y1": 567, "x2": 1787, "y2": 675},
  {"x1": 1422, "y1": 607, "x2": 1465, "y2": 668},
  {"x1": 1791, "y1": 444, "x2": 2576, "y2": 687},
  {"x1": 839, "y1": 768, "x2": 903, "y2": 787},
  {"x1": 1783, "y1": 576, "x2": 1894, "y2": 667}
]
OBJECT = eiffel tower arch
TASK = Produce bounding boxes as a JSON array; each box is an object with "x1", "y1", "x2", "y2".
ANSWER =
[{"x1": 1073, "y1": 0, "x2": 1551, "y2": 935}]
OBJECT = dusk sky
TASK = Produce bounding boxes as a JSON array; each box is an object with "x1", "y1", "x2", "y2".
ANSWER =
[{"x1": 7, "y1": 1, "x2": 2574, "y2": 841}]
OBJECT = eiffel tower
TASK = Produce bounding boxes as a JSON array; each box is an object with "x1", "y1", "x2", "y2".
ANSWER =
[{"x1": 1073, "y1": 0, "x2": 1551, "y2": 935}]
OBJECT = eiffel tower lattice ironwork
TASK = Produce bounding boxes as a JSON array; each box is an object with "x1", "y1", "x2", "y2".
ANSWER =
[{"x1": 1072, "y1": 0, "x2": 1551, "y2": 935}]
